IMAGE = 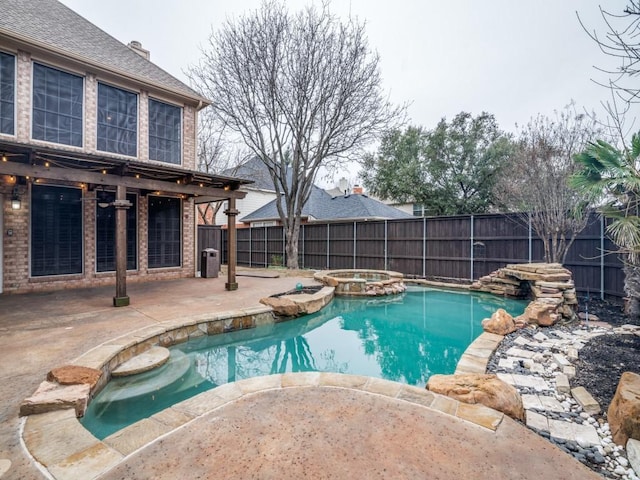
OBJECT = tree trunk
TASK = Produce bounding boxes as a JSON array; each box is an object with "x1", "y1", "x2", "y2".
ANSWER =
[
  {"x1": 285, "y1": 219, "x2": 301, "y2": 269},
  {"x1": 623, "y1": 263, "x2": 640, "y2": 318},
  {"x1": 542, "y1": 237, "x2": 551, "y2": 264}
]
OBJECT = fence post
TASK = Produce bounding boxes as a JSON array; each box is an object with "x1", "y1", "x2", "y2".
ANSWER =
[
  {"x1": 601, "y1": 215, "x2": 605, "y2": 300},
  {"x1": 249, "y1": 226, "x2": 252, "y2": 267},
  {"x1": 282, "y1": 225, "x2": 285, "y2": 267},
  {"x1": 384, "y1": 220, "x2": 388, "y2": 270},
  {"x1": 353, "y1": 221, "x2": 357, "y2": 269},
  {"x1": 470, "y1": 215, "x2": 474, "y2": 281},
  {"x1": 528, "y1": 212, "x2": 532, "y2": 263},
  {"x1": 264, "y1": 226, "x2": 268, "y2": 267},
  {"x1": 301, "y1": 224, "x2": 305, "y2": 269},
  {"x1": 326, "y1": 223, "x2": 330, "y2": 269},
  {"x1": 422, "y1": 217, "x2": 426, "y2": 278}
]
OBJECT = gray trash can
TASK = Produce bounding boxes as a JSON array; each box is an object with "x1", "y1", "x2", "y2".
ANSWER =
[{"x1": 201, "y1": 248, "x2": 219, "y2": 278}]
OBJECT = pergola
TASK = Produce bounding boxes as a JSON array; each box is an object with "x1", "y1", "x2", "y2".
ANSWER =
[{"x1": 0, "y1": 141, "x2": 250, "y2": 305}]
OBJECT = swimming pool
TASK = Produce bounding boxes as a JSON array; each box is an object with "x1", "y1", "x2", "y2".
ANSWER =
[{"x1": 81, "y1": 287, "x2": 526, "y2": 439}]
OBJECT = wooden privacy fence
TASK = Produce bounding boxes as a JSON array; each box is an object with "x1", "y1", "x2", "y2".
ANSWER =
[{"x1": 200, "y1": 212, "x2": 625, "y2": 300}]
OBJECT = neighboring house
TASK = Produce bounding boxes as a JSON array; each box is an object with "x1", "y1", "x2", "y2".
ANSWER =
[
  {"x1": 0, "y1": 0, "x2": 248, "y2": 298},
  {"x1": 212, "y1": 162, "x2": 411, "y2": 228},
  {"x1": 210, "y1": 157, "x2": 278, "y2": 227},
  {"x1": 327, "y1": 177, "x2": 416, "y2": 217},
  {"x1": 241, "y1": 184, "x2": 413, "y2": 226}
]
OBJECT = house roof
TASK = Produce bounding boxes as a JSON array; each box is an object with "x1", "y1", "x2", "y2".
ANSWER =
[
  {"x1": 0, "y1": 0, "x2": 207, "y2": 104},
  {"x1": 241, "y1": 185, "x2": 413, "y2": 223},
  {"x1": 222, "y1": 157, "x2": 276, "y2": 192}
]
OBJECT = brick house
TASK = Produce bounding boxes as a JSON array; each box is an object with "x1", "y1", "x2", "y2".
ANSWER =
[{"x1": 0, "y1": 0, "x2": 248, "y2": 302}]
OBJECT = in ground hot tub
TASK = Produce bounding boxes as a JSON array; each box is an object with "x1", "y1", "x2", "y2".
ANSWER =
[{"x1": 313, "y1": 269, "x2": 406, "y2": 296}]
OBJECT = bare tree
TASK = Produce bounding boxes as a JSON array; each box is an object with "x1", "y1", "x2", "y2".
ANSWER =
[
  {"x1": 579, "y1": 2, "x2": 640, "y2": 105},
  {"x1": 188, "y1": 1, "x2": 402, "y2": 268},
  {"x1": 494, "y1": 103, "x2": 602, "y2": 263},
  {"x1": 196, "y1": 109, "x2": 249, "y2": 225}
]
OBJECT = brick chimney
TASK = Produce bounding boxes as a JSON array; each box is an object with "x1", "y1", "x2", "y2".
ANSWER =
[
  {"x1": 127, "y1": 40, "x2": 150, "y2": 60},
  {"x1": 352, "y1": 184, "x2": 363, "y2": 194}
]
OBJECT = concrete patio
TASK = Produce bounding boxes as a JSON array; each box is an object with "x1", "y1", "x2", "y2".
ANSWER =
[{"x1": 0, "y1": 271, "x2": 600, "y2": 479}]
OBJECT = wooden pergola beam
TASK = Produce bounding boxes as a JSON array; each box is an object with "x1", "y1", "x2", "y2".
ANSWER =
[{"x1": 2, "y1": 162, "x2": 246, "y2": 200}]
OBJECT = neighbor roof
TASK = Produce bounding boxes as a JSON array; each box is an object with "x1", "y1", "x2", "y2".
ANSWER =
[
  {"x1": 0, "y1": 0, "x2": 207, "y2": 103},
  {"x1": 241, "y1": 185, "x2": 413, "y2": 222},
  {"x1": 222, "y1": 157, "x2": 277, "y2": 192}
]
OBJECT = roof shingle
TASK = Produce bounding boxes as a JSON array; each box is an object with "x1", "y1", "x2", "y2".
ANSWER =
[
  {"x1": 241, "y1": 185, "x2": 413, "y2": 222},
  {"x1": 0, "y1": 0, "x2": 204, "y2": 101}
]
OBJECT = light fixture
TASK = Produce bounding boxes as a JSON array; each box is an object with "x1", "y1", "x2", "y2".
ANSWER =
[
  {"x1": 1, "y1": 153, "x2": 7, "y2": 162},
  {"x1": 97, "y1": 187, "x2": 111, "y2": 208},
  {"x1": 11, "y1": 186, "x2": 21, "y2": 210}
]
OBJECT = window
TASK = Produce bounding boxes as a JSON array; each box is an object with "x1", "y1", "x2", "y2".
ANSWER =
[
  {"x1": 147, "y1": 196, "x2": 181, "y2": 268},
  {"x1": 96, "y1": 192, "x2": 137, "y2": 272},
  {"x1": 148, "y1": 98, "x2": 181, "y2": 164},
  {"x1": 32, "y1": 63, "x2": 83, "y2": 146},
  {"x1": 31, "y1": 185, "x2": 83, "y2": 276},
  {"x1": 97, "y1": 83, "x2": 137, "y2": 156},
  {"x1": 0, "y1": 51, "x2": 15, "y2": 135},
  {"x1": 413, "y1": 204, "x2": 426, "y2": 217}
]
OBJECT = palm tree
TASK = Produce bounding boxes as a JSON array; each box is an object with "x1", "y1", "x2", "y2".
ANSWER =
[{"x1": 571, "y1": 133, "x2": 640, "y2": 317}]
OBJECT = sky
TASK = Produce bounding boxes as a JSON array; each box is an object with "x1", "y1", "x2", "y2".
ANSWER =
[{"x1": 59, "y1": 0, "x2": 637, "y2": 183}]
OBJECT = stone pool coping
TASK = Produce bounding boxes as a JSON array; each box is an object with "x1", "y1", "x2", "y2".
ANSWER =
[
  {"x1": 20, "y1": 282, "x2": 509, "y2": 480},
  {"x1": 455, "y1": 332, "x2": 505, "y2": 375}
]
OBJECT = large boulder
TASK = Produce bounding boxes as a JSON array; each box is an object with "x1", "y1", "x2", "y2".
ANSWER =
[
  {"x1": 608, "y1": 372, "x2": 640, "y2": 445},
  {"x1": 426, "y1": 373, "x2": 525, "y2": 421},
  {"x1": 481, "y1": 309, "x2": 517, "y2": 335},
  {"x1": 47, "y1": 365, "x2": 102, "y2": 389},
  {"x1": 517, "y1": 300, "x2": 559, "y2": 327},
  {"x1": 20, "y1": 381, "x2": 90, "y2": 417},
  {"x1": 260, "y1": 296, "x2": 301, "y2": 317}
]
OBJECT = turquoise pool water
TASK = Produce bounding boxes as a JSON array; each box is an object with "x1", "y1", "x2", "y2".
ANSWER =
[{"x1": 81, "y1": 287, "x2": 526, "y2": 439}]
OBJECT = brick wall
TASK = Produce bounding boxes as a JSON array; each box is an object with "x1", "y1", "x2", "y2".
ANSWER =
[
  {"x1": 183, "y1": 105, "x2": 196, "y2": 170},
  {"x1": 2, "y1": 187, "x2": 196, "y2": 294},
  {"x1": 1, "y1": 181, "x2": 29, "y2": 292},
  {"x1": 15, "y1": 50, "x2": 31, "y2": 142},
  {"x1": 139, "y1": 91, "x2": 149, "y2": 161},
  {"x1": 1, "y1": 43, "x2": 203, "y2": 295},
  {"x1": 85, "y1": 73, "x2": 97, "y2": 152}
]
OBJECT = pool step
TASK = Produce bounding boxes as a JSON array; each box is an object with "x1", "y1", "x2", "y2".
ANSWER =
[
  {"x1": 95, "y1": 350, "x2": 193, "y2": 404},
  {"x1": 112, "y1": 346, "x2": 171, "y2": 377}
]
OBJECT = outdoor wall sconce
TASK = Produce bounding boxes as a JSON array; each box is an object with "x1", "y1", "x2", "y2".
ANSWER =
[{"x1": 11, "y1": 186, "x2": 21, "y2": 210}]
